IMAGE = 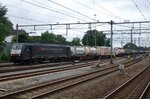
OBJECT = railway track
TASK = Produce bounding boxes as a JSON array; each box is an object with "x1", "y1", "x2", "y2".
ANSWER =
[
  {"x1": 0, "y1": 57, "x2": 123, "y2": 71},
  {"x1": 0, "y1": 57, "x2": 142, "y2": 99},
  {"x1": 104, "y1": 64, "x2": 150, "y2": 99},
  {"x1": 0, "y1": 61, "x2": 97, "y2": 82},
  {"x1": 139, "y1": 82, "x2": 150, "y2": 99},
  {"x1": 0, "y1": 61, "x2": 75, "y2": 73},
  {"x1": 0, "y1": 62, "x2": 14, "y2": 67},
  {"x1": 0, "y1": 59, "x2": 110, "y2": 73},
  {"x1": 0, "y1": 58, "x2": 126, "y2": 82}
]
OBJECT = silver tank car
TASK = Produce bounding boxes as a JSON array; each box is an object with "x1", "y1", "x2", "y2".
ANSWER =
[
  {"x1": 89, "y1": 47, "x2": 97, "y2": 55},
  {"x1": 70, "y1": 46, "x2": 90, "y2": 56}
]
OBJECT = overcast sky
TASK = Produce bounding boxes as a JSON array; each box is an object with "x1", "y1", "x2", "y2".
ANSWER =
[{"x1": 1, "y1": 0, "x2": 150, "y2": 47}]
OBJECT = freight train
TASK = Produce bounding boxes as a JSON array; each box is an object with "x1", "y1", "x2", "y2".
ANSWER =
[{"x1": 10, "y1": 43, "x2": 139, "y2": 64}]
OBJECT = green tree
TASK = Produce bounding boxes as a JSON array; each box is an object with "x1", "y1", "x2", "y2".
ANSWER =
[
  {"x1": 32, "y1": 36, "x2": 41, "y2": 43},
  {"x1": 41, "y1": 31, "x2": 66, "y2": 44},
  {"x1": 71, "y1": 37, "x2": 81, "y2": 46},
  {"x1": 12, "y1": 33, "x2": 33, "y2": 43},
  {"x1": 123, "y1": 42, "x2": 137, "y2": 50},
  {"x1": 82, "y1": 30, "x2": 108, "y2": 46},
  {"x1": 105, "y1": 38, "x2": 111, "y2": 46},
  {"x1": 0, "y1": 4, "x2": 13, "y2": 51},
  {"x1": 65, "y1": 41, "x2": 72, "y2": 45},
  {"x1": 41, "y1": 31, "x2": 56, "y2": 43},
  {"x1": 55, "y1": 35, "x2": 66, "y2": 44}
]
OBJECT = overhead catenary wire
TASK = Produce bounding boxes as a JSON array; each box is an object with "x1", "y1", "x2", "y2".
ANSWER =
[
  {"x1": 132, "y1": 0, "x2": 148, "y2": 21},
  {"x1": 147, "y1": 0, "x2": 150, "y2": 6},
  {"x1": 17, "y1": 20, "x2": 150, "y2": 32},
  {"x1": 72, "y1": 0, "x2": 113, "y2": 19},
  {"x1": 21, "y1": 0, "x2": 88, "y2": 22},
  {"x1": 47, "y1": 0, "x2": 96, "y2": 21},
  {"x1": 24, "y1": 22, "x2": 110, "y2": 31},
  {"x1": 30, "y1": 0, "x2": 89, "y2": 22},
  {"x1": 31, "y1": 0, "x2": 78, "y2": 17},
  {"x1": 114, "y1": 24, "x2": 132, "y2": 28},
  {"x1": 72, "y1": 0, "x2": 126, "y2": 21},
  {"x1": 6, "y1": 4, "x2": 68, "y2": 21},
  {"x1": 144, "y1": 0, "x2": 150, "y2": 18},
  {"x1": 7, "y1": 14, "x2": 44, "y2": 23},
  {"x1": 90, "y1": 0, "x2": 126, "y2": 21}
]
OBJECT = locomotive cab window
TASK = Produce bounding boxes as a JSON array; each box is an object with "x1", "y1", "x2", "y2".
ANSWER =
[{"x1": 12, "y1": 44, "x2": 23, "y2": 50}]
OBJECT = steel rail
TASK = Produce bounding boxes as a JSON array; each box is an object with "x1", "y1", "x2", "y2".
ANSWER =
[
  {"x1": 0, "y1": 61, "x2": 74, "y2": 73},
  {"x1": 0, "y1": 59, "x2": 110, "y2": 73},
  {"x1": 0, "y1": 57, "x2": 142, "y2": 99},
  {"x1": 0, "y1": 61, "x2": 96, "y2": 82},
  {"x1": 139, "y1": 82, "x2": 150, "y2": 99},
  {"x1": 104, "y1": 64, "x2": 150, "y2": 99},
  {"x1": 0, "y1": 58, "x2": 140, "y2": 82}
]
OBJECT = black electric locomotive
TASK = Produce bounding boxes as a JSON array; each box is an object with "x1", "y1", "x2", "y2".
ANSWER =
[{"x1": 10, "y1": 43, "x2": 72, "y2": 64}]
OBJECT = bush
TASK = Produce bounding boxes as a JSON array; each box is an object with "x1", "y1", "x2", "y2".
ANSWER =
[{"x1": 0, "y1": 51, "x2": 10, "y2": 62}]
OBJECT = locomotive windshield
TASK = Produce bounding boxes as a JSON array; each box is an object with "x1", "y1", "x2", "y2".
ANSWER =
[
  {"x1": 12, "y1": 43, "x2": 23, "y2": 50},
  {"x1": 10, "y1": 43, "x2": 24, "y2": 55}
]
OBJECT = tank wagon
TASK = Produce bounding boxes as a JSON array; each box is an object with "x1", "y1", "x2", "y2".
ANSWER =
[
  {"x1": 10, "y1": 43, "x2": 72, "y2": 64},
  {"x1": 70, "y1": 46, "x2": 97, "y2": 60},
  {"x1": 96, "y1": 46, "x2": 112, "y2": 58}
]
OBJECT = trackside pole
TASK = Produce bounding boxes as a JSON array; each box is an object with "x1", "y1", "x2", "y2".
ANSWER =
[
  {"x1": 16, "y1": 24, "x2": 19, "y2": 43},
  {"x1": 110, "y1": 20, "x2": 113, "y2": 64}
]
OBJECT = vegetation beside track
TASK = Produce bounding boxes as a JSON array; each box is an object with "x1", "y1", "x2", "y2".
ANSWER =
[{"x1": 0, "y1": 50, "x2": 10, "y2": 62}]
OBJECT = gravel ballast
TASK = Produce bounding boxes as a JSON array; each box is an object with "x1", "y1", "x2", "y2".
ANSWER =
[
  {"x1": 0, "y1": 58, "x2": 125, "y2": 94},
  {"x1": 42, "y1": 57, "x2": 150, "y2": 99}
]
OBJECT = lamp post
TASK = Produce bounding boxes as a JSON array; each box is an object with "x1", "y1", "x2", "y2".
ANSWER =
[{"x1": 110, "y1": 20, "x2": 113, "y2": 64}]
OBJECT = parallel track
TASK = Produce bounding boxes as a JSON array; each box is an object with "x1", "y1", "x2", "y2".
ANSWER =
[
  {"x1": 0, "y1": 58, "x2": 127, "y2": 82},
  {"x1": 0, "y1": 57, "x2": 123, "y2": 72},
  {"x1": 0, "y1": 61, "x2": 97, "y2": 82},
  {"x1": 0, "y1": 59, "x2": 110, "y2": 73},
  {"x1": 104, "y1": 64, "x2": 150, "y2": 99},
  {"x1": 0, "y1": 57, "x2": 142, "y2": 99},
  {"x1": 0, "y1": 62, "x2": 14, "y2": 67},
  {"x1": 0, "y1": 61, "x2": 73, "y2": 73},
  {"x1": 139, "y1": 82, "x2": 150, "y2": 99}
]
